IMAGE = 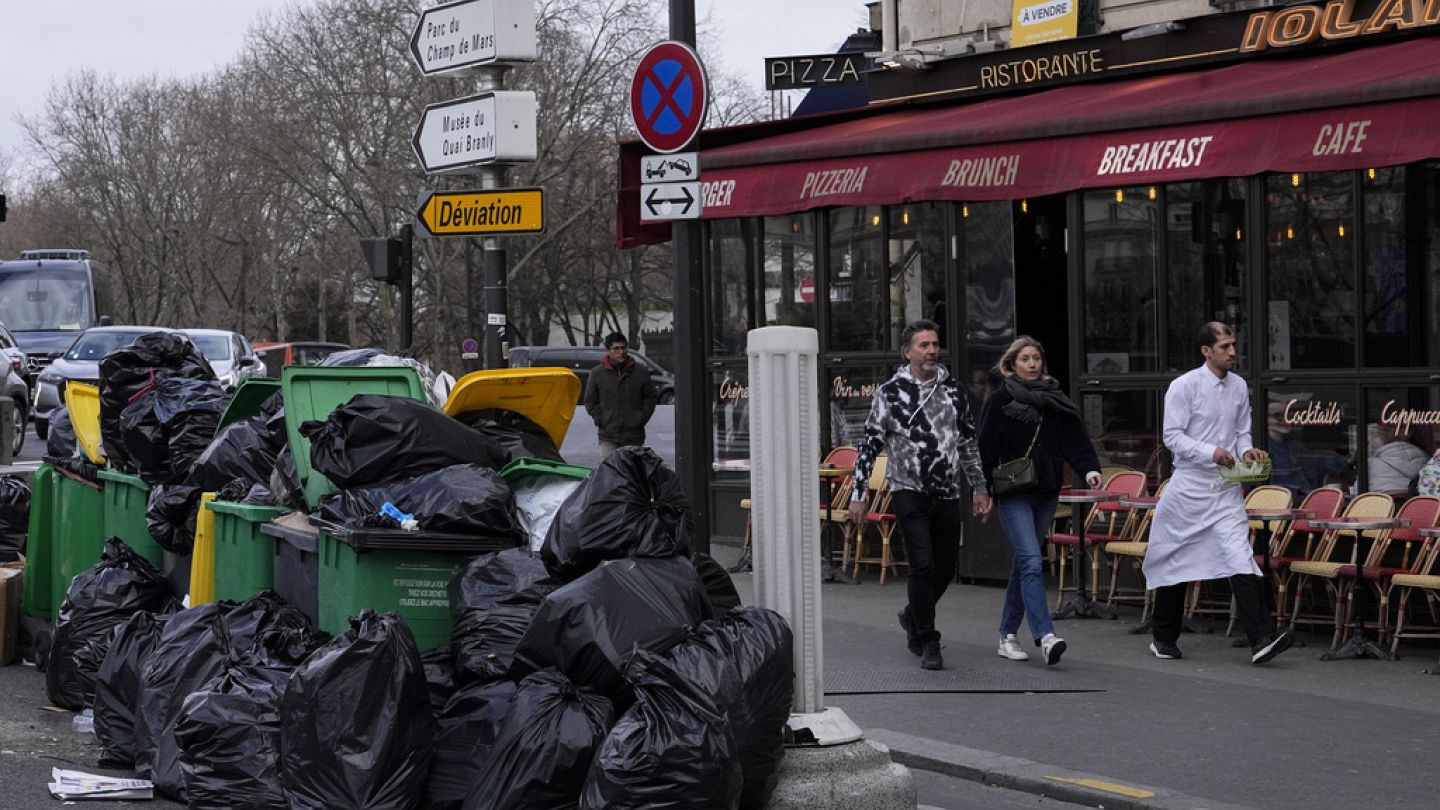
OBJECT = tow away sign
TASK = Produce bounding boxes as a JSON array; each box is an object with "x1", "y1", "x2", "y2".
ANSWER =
[{"x1": 416, "y1": 188, "x2": 545, "y2": 237}]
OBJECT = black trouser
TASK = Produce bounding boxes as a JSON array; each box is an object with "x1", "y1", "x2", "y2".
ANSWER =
[
  {"x1": 1152, "y1": 575, "x2": 1274, "y2": 646},
  {"x1": 891, "y1": 490, "x2": 964, "y2": 646}
]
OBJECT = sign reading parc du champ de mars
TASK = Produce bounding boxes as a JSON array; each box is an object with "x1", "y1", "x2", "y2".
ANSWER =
[{"x1": 869, "y1": 0, "x2": 1440, "y2": 104}]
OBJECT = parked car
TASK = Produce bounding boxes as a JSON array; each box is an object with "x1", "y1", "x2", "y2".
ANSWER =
[
  {"x1": 32, "y1": 326, "x2": 171, "y2": 440},
  {"x1": 0, "y1": 320, "x2": 29, "y2": 396},
  {"x1": 252, "y1": 340, "x2": 350, "y2": 378},
  {"x1": 2, "y1": 357, "x2": 27, "y2": 457},
  {"x1": 506, "y1": 344, "x2": 676, "y2": 404},
  {"x1": 182, "y1": 328, "x2": 264, "y2": 390}
]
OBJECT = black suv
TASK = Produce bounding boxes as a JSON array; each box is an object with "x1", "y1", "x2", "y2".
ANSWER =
[{"x1": 506, "y1": 345, "x2": 675, "y2": 404}]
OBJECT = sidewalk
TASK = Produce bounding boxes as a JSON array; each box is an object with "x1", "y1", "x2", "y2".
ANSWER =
[{"x1": 721, "y1": 543, "x2": 1440, "y2": 810}]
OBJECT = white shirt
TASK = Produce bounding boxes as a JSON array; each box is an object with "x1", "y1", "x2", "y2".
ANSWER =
[{"x1": 1163, "y1": 365, "x2": 1254, "y2": 471}]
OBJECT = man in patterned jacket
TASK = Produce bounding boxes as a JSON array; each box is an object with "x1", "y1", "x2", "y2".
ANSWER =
[{"x1": 849, "y1": 320, "x2": 992, "y2": 670}]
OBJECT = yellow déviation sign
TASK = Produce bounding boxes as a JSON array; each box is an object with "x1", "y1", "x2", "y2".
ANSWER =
[
  {"x1": 1012, "y1": 0, "x2": 1079, "y2": 47},
  {"x1": 417, "y1": 188, "x2": 545, "y2": 237}
]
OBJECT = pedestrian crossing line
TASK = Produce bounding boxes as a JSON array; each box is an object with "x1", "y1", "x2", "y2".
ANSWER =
[{"x1": 1044, "y1": 775, "x2": 1157, "y2": 798}]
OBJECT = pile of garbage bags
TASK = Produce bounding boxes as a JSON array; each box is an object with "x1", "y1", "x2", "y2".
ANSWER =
[{"x1": 0, "y1": 475, "x2": 29, "y2": 562}]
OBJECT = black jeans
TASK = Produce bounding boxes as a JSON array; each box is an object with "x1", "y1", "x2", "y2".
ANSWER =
[
  {"x1": 1152, "y1": 576, "x2": 1274, "y2": 646},
  {"x1": 891, "y1": 490, "x2": 964, "y2": 646}
]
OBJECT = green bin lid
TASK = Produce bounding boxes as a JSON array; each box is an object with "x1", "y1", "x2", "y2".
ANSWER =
[
  {"x1": 207, "y1": 500, "x2": 290, "y2": 521},
  {"x1": 281, "y1": 365, "x2": 426, "y2": 510},
  {"x1": 97, "y1": 468, "x2": 150, "y2": 489},
  {"x1": 218, "y1": 378, "x2": 282, "y2": 431},
  {"x1": 500, "y1": 457, "x2": 591, "y2": 485}
]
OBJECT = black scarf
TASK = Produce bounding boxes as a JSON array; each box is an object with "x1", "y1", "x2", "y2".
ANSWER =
[{"x1": 1001, "y1": 376, "x2": 1080, "y2": 424}]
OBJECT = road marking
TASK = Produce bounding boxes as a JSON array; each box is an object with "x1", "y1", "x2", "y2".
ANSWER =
[{"x1": 1045, "y1": 775, "x2": 1156, "y2": 798}]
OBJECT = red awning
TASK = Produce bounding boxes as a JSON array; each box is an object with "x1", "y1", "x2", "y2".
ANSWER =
[{"x1": 618, "y1": 37, "x2": 1440, "y2": 246}]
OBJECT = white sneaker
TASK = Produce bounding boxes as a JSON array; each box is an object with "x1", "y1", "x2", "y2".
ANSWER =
[
  {"x1": 1041, "y1": 633, "x2": 1067, "y2": 666},
  {"x1": 997, "y1": 634, "x2": 1029, "y2": 661}
]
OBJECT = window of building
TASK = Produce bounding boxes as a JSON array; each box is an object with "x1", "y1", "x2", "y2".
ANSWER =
[
  {"x1": 1083, "y1": 187, "x2": 1159, "y2": 374},
  {"x1": 711, "y1": 367, "x2": 751, "y2": 469},
  {"x1": 1363, "y1": 386, "x2": 1438, "y2": 496},
  {"x1": 1265, "y1": 172, "x2": 1356, "y2": 370},
  {"x1": 827, "y1": 206, "x2": 887, "y2": 352},
  {"x1": 1166, "y1": 180, "x2": 1248, "y2": 373},
  {"x1": 1362, "y1": 162, "x2": 1440, "y2": 368},
  {"x1": 961, "y1": 201, "x2": 1014, "y2": 393},
  {"x1": 707, "y1": 219, "x2": 754, "y2": 357},
  {"x1": 1081, "y1": 389, "x2": 1167, "y2": 490},
  {"x1": 886, "y1": 203, "x2": 948, "y2": 347},
  {"x1": 827, "y1": 364, "x2": 893, "y2": 449},
  {"x1": 1261, "y1": 385, "x2": 1357, "y2": 500},
  {"x1": 762, "y1": 214, "x2": 816, "y2": 329}
]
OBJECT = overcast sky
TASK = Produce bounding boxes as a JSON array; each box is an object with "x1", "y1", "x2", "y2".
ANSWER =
[{"x1": 0, "y1": 0, "x2": 868, "y2": 161}]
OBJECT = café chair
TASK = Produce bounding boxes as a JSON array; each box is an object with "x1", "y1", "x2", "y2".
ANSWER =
[
  {"x1": 738, "y1": 445, "x2": 859, "y2": 565},
  {"x1": 1105, "y1": 477, "x2": 1169, "y2": 614},
  {"x1": 1386, "y1": 525, "x2": 1440, "y2": 656},
  {"x1": 1334, "y1": 495, "x2": 1440, "y2": 646},
  {"x1": 1269, "y1": 487, "x2": 1348, "y2": 621},
  {"x1": 1050, "y1": 470, "x2": 1146, "y2": 610},
  {"x1": 1050, "y1": 465, "x2": 1133, "y2": 573},
  {"x1": 1285, "y1": 492, "x2": 1394, "y2": 647},
  {"x1": 851, "y1": 457, "x2": 903, "y2": 584}
]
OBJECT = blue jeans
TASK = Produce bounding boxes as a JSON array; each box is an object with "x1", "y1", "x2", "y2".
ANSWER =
[{"x1": 996, "y1": 493, "x2": 1058, "y2": 643}]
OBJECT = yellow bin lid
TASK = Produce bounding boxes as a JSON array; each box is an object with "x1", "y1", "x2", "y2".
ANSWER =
[
  {"x1": 443, "y1": 368, "x2": 580, "y2": 449},
  {"x1": 63, "y1": 382, "x2": 106, "y2": 465}
]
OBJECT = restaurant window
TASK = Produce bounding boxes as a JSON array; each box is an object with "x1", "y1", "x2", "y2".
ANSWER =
[
  {"x1": 961, "y1": 201, "x2": 1014, "y2": 407},
  {"x1": 762, "y1": 214, "x2": 815, "y2": 329},
  {"x1": 827, "y1": 364, "x2": 892, "y2": 449},
  {"x1": 1362, "y1": 162, "x2": 1440, "y2": 368},
  {"x1": 1166, "y1": 180, "x2": 1248, "y2": 373},
  {"x1": 711, "y1": 367, "x2": 751, "y2": 470},
  {"x1": 707, "y1": 219, "x2": 754, "y2": 357},
  {"x1": 1363, "y1": 386, "x2": 1438, "y2": 496},
  {"x1": 827, "y1": 206, "x2": 887, "y2": 352},
  {"x1": 887, "y1": 203, "x2": 947, "y2": 347},
  {"x1": 1261, "y1": 386, "x2": 1357, "y2": 500},
  {"x1": 1083, "y1": 187, "x2": 1159, "y2": 374},
  {"x1": 1081, "y1": 389, "x2": 1166, "y2": 490},
  {"x1": 1265, "y1": 171, "x2": 1355, "y2": 370}
]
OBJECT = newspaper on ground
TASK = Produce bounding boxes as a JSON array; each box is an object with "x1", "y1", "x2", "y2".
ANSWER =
[{"x1": 47, "y1": 768, "x2": 153, "y2": 801}]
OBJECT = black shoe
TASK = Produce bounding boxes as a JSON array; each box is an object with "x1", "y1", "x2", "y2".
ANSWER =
[
  {"x1": 1251, "y1": 630, "x2": 1293, "y2": 665},
  {"x1": 1149, "y1": 640, "x2": 1183, "y2": 659},
  {"x1": 898, "y1": 609, "x2": 922, "y2": 656},
  {"x1": 921, "y1": 641, "x2": 943, "y2": 670}
]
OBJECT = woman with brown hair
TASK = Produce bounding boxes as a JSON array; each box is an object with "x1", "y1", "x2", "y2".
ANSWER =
[{"x1": 978, "y1": 336, "x2": 1102, "y2": 665}]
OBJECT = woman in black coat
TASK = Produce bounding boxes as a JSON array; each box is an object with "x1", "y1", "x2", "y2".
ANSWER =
[{"x1": 978, "y1": 336, "x2": 1102, "y2": 666}]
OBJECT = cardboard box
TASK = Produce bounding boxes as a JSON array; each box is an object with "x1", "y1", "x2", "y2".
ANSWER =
[{"x1": 0, "y1": 561, "x2": 22, "y2": 666}]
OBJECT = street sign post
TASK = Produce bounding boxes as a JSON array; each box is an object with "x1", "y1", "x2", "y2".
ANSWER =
[
  {"x1": 629, "y1": 41, "x2": 708, "y2": 154},
  {"x1": 640, "y1": 182, "x2": 700, "y2": 221},
  {"x1": 412, "y1": 91, "x2": 538, "y2": 175},
  {"x1": 416, "y1": 188, "x2": 545, "y2": 237},
  {"x1": 410, "y1": 0, "x2": 537, "y2": 76}
]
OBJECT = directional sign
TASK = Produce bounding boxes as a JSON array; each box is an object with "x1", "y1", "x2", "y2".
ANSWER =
[
  {"x1": 640, "y1": 151, "x2": 698, "y2": 183},
  {"x1": 639, "y1": 182, "x2": 701, "y2": 221},
  {"x1": 410, "y1": 0, "x2": 537, "y2": 75},
  {"x1": 629, "y1": 41, "x2": 708, "y2": 154},
  {"x1": 412, "y1": 91, "x2": 538, "y2": 174},
  {"x1": 416, "y1": 188, "x2": 545, "y2": 237}
]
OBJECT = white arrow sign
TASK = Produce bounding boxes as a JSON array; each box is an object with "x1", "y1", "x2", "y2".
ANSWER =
[
  {"x1": 640, "y1": 181, "x2": 702, "y2": 221},
  {"x1": 410, "y1": 0, "x2": 537, "y2": 75},
  {"x1": 412, "y1": 91, "x2": 538, "y2": 175},
  {"x1": 640, "y1": 152, "x2": 699, "y2": 183}
]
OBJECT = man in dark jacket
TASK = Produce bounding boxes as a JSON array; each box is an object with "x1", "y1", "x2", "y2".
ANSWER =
[{"x1": 583, "y1": 332, "x2": 658, "y2": 456}]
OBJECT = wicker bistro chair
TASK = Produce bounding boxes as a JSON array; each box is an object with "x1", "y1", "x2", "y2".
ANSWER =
[
  {"x1": 1268, "y1": 487, "x2": 1348, "y2": 620},
  {"x1": 1049, "y1": 470, "x2": 1147, "y2": 612},
  {"x1": 850, "y1": 456, "x2": 903, "y2": 583},
  {"x1": 1333, "y1": 495, "x2": 1440, "y2": 647},
  {"x1": 1285, "y1": 492, "x2": 1395, "y2": 647},
  {"x1": 1215, "y1": 485, "x2": 1293, "y2": 635},
  {"x1": 1387, "y1": 528, "x2": 1440, "y2": 656},
  {"x1": 1049, "y1": 465, "x2": 1134, "y2": 574},
  {"x1": 1105, "y1": 478, "x2": 1170, "y2": 615}
]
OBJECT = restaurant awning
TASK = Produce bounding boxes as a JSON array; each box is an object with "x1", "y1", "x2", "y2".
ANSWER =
[{"x1": 618, "y1": 37, "x2": 1440, "y2": 247}]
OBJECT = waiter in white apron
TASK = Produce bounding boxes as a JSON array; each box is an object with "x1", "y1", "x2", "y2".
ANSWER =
[{"x1": 1144, "y1": 322, "x2": 1293, "y2": 664}]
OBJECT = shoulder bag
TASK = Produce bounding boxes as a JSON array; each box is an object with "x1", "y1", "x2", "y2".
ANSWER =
[{"x1": 991, "y1": 418, "x2": 1042, "y2": 496}]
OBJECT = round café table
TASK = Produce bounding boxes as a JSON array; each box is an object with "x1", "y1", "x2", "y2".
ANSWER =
[
  {"x1": 1306, "y1": 516, "x2": 1410, "y2": 662},
  {"x1": 1052, "y1": 489, "x2": 1120, "y2": 620}
]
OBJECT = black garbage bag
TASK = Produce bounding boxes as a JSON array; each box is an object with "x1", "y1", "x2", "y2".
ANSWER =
[
  {"x1": 137, "y1": 593, "x2": 313, "y2": 800},
  {"x1": 269, "y1": 447, "x2": 305, "y2": 510},
  {"x1": 45, "y1": 404, "x2": 79, "y2": 459},
  {"x1": 100, "y1": 332, "x2": 216, "y2": 474},
  {"x1": 242, "y1": 484, "x2": 274, "y2": 505},
  {"x1": 0, "y1": 475, "x2": 30, "y2": 561},
  {"x1": 422, "y1": 645, "x2": 458, "y2": 716},
  {"x1": 145, "y1": 484, "x2": 203, "y2": 554},
  {"x1": 280, "y1": 610, "x2": 435, "y2": 810},
  {"x1": 95, "y1": 611, "x2": 172, "y2": 768},
  {"x1": 427, "y1": 679, "x2": 518, "y2": 810},
  {"x1": 464, "y1": 669, "x2": 614, "y2": 810},
  {"x1": 174, "y1": 625, "x2": 328, "y2": 810},
  {"x1": 319, "y1": 464, "x2": 523, "y2": 538},
  {"x1": 511, "y1": 557, "x2": 712, "y2": 698},
  {"x1": 541, "y1": 447, "x2": 693, "y2": 581},
  {"x1": 709, "y1": 607, "x2": 794, "y2": 809},
  {"x1": 319, "y1": 347, "x2": 387, "y2": 367},
  {"x1": 189, "y1": 415, "x2": 282, "y2": 491},
  {"x1": 692, "y1": 553, "x2": 741, "y2": 616},
  {"x1": 46, "y1": 538, "x2": 174, "y2": 710},
  {"x1": 453, "y1": 408, "x2": 563, "y2": 465},
  {"x1": 450, "y1": 549, "x2": 560, "y2": 686},
  {"x1": 579, "y1": 647, "x2": 743, "y2": 810},
  {"x1": 120, "y1": 376, "x2": 226, "y2": 485}
]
